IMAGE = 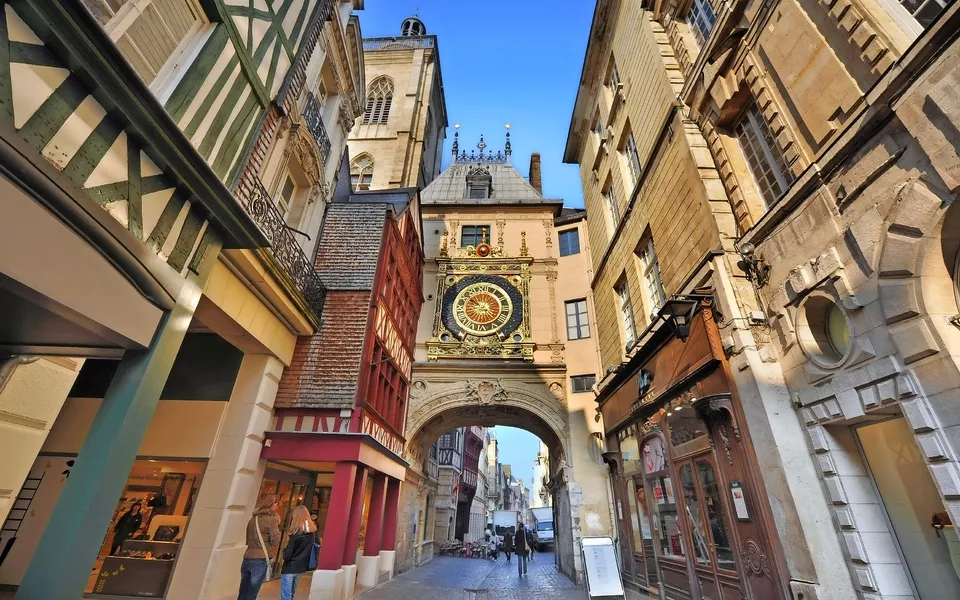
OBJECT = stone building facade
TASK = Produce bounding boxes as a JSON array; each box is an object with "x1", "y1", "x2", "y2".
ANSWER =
[{"x1": 568, "y1": 0, "x2": 960, "y2": 599}]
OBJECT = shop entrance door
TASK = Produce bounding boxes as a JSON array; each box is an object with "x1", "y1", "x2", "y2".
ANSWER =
[
  {"x1": 675, "y1": 454, "x2": 740, "y2": 600},
  {"x1": 258, "y1": 467, "x2": 315, "y2": 579},
  {"x1": 631, "y1": 476, "x2": 658, "y2": 587}
]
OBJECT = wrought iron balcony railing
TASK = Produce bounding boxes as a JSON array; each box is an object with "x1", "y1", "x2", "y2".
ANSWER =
[
  {"x1": 243, "y1": 179, "x2": 326, "y2": 319},
  {"x1": 362, "y1": 35, "x2": 436, "y2": 51},
  {"x1": 302, "y1": 92, "x2": 331, "y2": 165}
]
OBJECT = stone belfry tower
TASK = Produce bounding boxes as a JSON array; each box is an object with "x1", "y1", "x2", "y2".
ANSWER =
[{"x1": 347, "y1": 15, "x2": 448, "y2": 191}]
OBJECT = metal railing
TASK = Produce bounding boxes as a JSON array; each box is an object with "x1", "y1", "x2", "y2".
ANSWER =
[
  {"x1": 302, "y1": 92, "x2": 331, "y2": 165},
  {"x1": 243, "y1": 179, "x2": 327, "y2": 318},
  {"x1": 362, "y1": 35, "x2": 436, "y2": 51}
]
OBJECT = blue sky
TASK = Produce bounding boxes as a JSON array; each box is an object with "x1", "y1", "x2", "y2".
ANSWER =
[
  {"x1": 355, "y1": 0, "x2": 593, "y2": 208},
  {"x1": 493, "y1": 426, "x2": 541, "y2": 488}
]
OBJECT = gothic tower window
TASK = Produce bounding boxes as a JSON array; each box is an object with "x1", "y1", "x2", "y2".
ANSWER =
[
  {"x1": 362, "y1": 76, "x2": 395, "y2": 125},
  {"x1": 351, "y1": 154, "x2": 374, "y2": 191}
]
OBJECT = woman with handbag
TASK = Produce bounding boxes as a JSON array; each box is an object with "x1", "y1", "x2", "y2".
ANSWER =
[
  {"x1": 280, "y1": 505, "x2": 318, "y2": 600},
  {"x1": 239, "y1": 495, "x2": 281, "y2": 600}
]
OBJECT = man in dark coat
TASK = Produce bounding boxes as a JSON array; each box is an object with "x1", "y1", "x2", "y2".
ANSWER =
[
  {"x1": 514, "y1": 525, "x2": 532, "y2": 576},
  {"x1": 502, "y1": 528, "x2": 514, "y2": 562}
]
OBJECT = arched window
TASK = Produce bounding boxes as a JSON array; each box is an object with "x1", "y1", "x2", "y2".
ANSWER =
[
  {"x1": 350, "y1": 154, "x2": 374, "y2": 191},
  {"x1": 362, "y1": 76, "x2": 394, "y2": 125}
]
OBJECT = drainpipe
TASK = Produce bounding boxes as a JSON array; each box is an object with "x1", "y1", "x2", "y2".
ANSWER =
[{"x1": 0, "y1": 355, "x2": 41, "y2": 395}]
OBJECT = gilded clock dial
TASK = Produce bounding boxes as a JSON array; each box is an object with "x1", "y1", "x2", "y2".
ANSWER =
[{"x1": 452, "y1": 282, "x2": 514, "y2": 336}]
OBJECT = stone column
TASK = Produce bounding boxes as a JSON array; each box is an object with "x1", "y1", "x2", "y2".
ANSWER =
[
  {"x1": 356, "y1": 473, "x2": 387, "y2": 589},
  {"x1": 378, "y1": 478, "x2": 401, "y2": 580},
  {"x1": 164, "y1": 354, "x2": 284, "y2": 600},
  {"x1": 15, "y1": 274, "x2": 209, "y2": 599},
  {"x1": 0, "y1": 357, "x2": 84, "y2": 525}
]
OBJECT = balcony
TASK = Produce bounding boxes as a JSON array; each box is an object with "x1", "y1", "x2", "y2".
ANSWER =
[
  {"x1": 363, "y1": 36, "x2": 436, "y2": 51},
  {"x1": 241, "y1": 179, "x2": 327, "y2": 319},
  {"x1": 302, "y1": 92, "x2": 331, "y2": 165},
  {"x1": 461, "y1": 468, "x2": 478, "y2": 490}
]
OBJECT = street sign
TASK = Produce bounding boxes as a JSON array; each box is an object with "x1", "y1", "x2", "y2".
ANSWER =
[{"x1": 581, "y1": 536, "x2": 625, "y2": 599}]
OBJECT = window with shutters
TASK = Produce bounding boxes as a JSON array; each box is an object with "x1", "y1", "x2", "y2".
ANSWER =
[
  {"x1": 558, "y1": 229, "x2": 580, "y2": 257},
  {"x1": 350, "y1": 153, "x2": 374, "y2": 191},
  {"x1": 82, "y1": 0, "x2": 207, "y2": 89},
  {"x1": 565, "y1": 299, "x2": 590, "y2": 340},
  {"x1": 362, "y1": 76, "x2": 394, "y2": 125}
]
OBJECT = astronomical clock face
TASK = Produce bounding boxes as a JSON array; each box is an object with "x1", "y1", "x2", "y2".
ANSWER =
[
  {"x1": 452, "y1": 282, "x2": 513, "y2": 336},
  {"x1": 440, "y1": 274, "x2": 524, "y2": 341}
]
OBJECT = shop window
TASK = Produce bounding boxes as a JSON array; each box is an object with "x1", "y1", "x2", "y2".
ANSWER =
[
  {"x1": 678, "y1": 463, "x2": 710, "y2": 566},
  {"x1": 571, "y1": 374, "x2": 596, "y2": 393},
  {"x1": 642, "y1": 437, "x2": 683, "y2": 560},
  {"x1": 461, "y1": 225, "x2": 491, "y2": 247},
  {"x1": 667, "y1": 407, "x2": 710, "y2": 456},
  {"x1": 82, "y1": 0, "x2": 207, "y2": 89},
  {"x1": 689, "y1": 0, "x2": 717, "y2": 48},
  {"x1": 87, "y1": 459, "x2": 206, "y2": 597},
  {"x1": 797, "y1": 295, "x2": 852, "y2": 368},
  {"x1": 618, "y1": 427, "x2": 642, "y2": 474},
  {"x1": 558, "y1": 228, "x2": 581, "y2": 256},
  {"x1": 697, "y1": 460, "x2": 736, "y2": 571},
  {"x1": 734, "y1": 101, "x2": 794, "y2": 208},
  {"x1": 565, "y1": 299, "x2": 591, "y2": 340}
]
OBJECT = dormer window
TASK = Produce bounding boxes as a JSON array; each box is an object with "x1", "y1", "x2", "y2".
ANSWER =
[
  {"x1": 465, "y1": 165, "x2": 492, "y2": 199},
  {"x1": 469, "y1": 185, "x2": 489, "y2": 199}
]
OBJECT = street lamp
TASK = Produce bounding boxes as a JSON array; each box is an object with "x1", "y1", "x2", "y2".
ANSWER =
[{"x1": 658, "y1": 297, "x2": 701, "y2": 342}]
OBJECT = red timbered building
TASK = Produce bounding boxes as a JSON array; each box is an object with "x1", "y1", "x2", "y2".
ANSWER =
[{"x1": 262, "y1": 187, "x2": 423, "y2": 593}]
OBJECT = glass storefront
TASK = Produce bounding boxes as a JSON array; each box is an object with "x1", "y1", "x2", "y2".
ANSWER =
[{"x1": 86, "y1": 459, "x2": 206, "y2": 597}]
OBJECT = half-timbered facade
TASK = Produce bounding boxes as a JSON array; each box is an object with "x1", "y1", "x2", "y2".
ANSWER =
[
  {"x1": 0, "y1": 1, "x2": 365, "y2": 598},
  {"x1": 263, "y1": 187, "x2": 425, "y2": 599}
]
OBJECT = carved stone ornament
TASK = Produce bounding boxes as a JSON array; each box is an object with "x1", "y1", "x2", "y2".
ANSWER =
[
  {"x1": 284, "y1": 123, "x2": 325, "y2": 201},
  {"x1": 466, "y1": 380, "x2": 508, "y2": 405}
]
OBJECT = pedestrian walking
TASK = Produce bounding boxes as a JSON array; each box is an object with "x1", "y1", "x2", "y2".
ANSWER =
[
  {"x1": 280, "y1": 505, "x2": 318, "y2": 600},
  {"x1": 488, "y1": 533, "x2": 499, "y2": 560},
  {"x1": 239, "y1": 495, "x2": 281, "y2": 600},
  {"x1": 502, "y1": 529, "x2": 514, "y2": 562},
  {"x1": 526, "y1": 526, "x2": 535, "y2": 561},
  {"x1": 514, "y1": 525, "x2": 532, "y2": 577},
  {"x1": 110, "y1": 502, "x2": 143, "y2": 555}
]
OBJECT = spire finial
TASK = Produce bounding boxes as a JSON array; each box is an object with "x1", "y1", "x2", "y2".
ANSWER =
[
  {"x1": 452, "y1": 123, "x2": 460, "y2": 162},
  {"x1": 504, "y1": 124, "x2": 512, "y2": 164}
]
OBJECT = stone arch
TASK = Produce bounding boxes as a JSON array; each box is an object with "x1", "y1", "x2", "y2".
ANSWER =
[
  {"x1": 873, "y1": 179, "x2": 960, "y2": 522},
  {"x1": 402, "y1": 376, "x2": 586, "y2": 583}
]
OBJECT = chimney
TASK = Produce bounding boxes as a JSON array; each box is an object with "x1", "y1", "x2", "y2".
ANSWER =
[{"x1": 529, "y1": 153, "x2": 542, "y2": 194}]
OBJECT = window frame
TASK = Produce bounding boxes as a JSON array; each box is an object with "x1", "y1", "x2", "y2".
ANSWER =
[
  {"x1": 350, "y1": 154, "x2": 375, "y2": 192},
  {"x1": 565, "y1": 299, "x2": 591, "y2": 340},
  {"x1": 571, "y1": 374, "x2": 597, "y2": 394},
  {"x1": 86, "y1": 0, "x2": 209, "y2": 96},
  {"x1": 468, "y1": 185, "x2": 489, "y2": 199},
  {"x1": 734, "y1": 102, "x2": 794, "y2": 208},
  {"x1": 362, "y1": 76, "x2": 394, "y2": 125},
  {"x1": 460, "y1": 225, "x2": 491, "y2": 248},
  {"x1": 689, "y1": 0, "x2": 718, "y2": 48},
  {"x1": 621, "y1": 129, "x2": 642, "y2": 189},
  {"x1": 637, "y1": 237, "x2": 667, "y2": 322},
  {"x1": 615, "y1": 276, "x2": 637, "y2": 349},
  {"x1": 558, "y1": 228, "x2": 581, "y2": 257},
  {"x1": 603, "y1": 177, "x2": 621, "y2": 233}
]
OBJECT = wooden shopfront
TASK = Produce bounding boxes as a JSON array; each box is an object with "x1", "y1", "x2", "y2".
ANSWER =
[{"x1": 599, "y1": 302, "x2": 788, "y2": 600}]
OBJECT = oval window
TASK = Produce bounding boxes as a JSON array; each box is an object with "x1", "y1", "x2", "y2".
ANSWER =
[{"x1": 826, "y1": 303, "x2": 850, "y2": 357}]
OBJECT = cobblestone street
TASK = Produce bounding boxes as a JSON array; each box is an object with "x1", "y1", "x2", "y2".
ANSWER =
[{"x1": 360, "y1": 552, "x2": 581, "y2": 600}]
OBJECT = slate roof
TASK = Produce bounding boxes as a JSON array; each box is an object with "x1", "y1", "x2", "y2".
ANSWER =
[
  {"x1": 313, "y1": 203, "x2": 389, "y2": 290},
  {"x1": 421, "y1": 161, "x2": 562, "y2": 208}
]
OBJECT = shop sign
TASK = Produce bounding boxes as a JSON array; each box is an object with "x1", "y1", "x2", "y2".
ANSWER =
[
  {"x1": 375, "y1": 301, "x2": 412, "y2": 378},
  {"x1": 730, "y1": 481, "x2": 750, "y2": 520},
  {"x1": 362, "y1": 413, "x2": 405, "y2": 456}
]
